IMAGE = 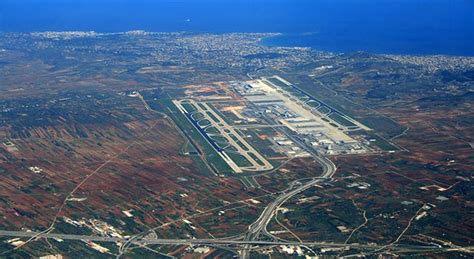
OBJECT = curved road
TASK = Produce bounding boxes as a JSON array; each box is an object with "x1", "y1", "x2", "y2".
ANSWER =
[{"x1": 240, "y1": 154, "x2": 337, "y2": 258}]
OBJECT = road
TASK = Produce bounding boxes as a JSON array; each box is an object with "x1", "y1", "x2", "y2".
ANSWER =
[
  {"x1": 240, "y1": 153, "x2": 337, "y2": 258},
  {"x1": 2, "y1": 230, "x2": 468, "y2": 254},
  {"x1": 2, "y1": 91, "x2": 468, "y2": 257},
  {"x1": 229, "y1": 87, "x2": 339, "y2": 257}
]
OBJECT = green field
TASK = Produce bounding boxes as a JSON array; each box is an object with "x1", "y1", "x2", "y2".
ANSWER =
[
  {"x1": 366, "y1": 133, "x2": 400, "y2": 151},
  {"x1": 163, "y1": 99, "x2": 233, "y2": 174},
  {"x1": 328, "y1": 113, "x2": 356, "y2": 127}
]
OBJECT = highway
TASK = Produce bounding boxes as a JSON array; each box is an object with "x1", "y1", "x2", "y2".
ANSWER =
[
  {"x1": 240, "y1": 152, "x2": 337, "y2": 258},
  {"x1": 0, "y1": 230, "x2": 373, "y2": 248},
  {"x1": 2, "y1": 230, "x2": 468, "y2": 254},
  {"x1": 235, "y1": 108, "x2": 339, "y2": 258},
  {"x1": 2, "y1": 92, "x2": 468, "y2": 257}
]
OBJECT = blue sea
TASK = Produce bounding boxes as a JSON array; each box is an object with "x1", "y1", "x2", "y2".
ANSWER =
[{"x1": 0, "y1": 0, "x2": 473, "y2": 56}]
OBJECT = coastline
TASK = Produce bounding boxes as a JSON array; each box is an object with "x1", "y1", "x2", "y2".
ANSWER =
[
  {"x1": 260, "y1": 33, "x2": 474, "y2": 57},
  {"x1": 3, "y1": 30, "x2": 473, "y2": 58}
]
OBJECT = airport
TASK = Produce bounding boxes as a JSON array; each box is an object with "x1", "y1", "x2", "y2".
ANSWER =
[{"x1": 173, "y1": 76, "x2": 371, "y2": 174}]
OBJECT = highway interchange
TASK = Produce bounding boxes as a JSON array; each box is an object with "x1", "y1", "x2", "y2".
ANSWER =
[
  {"x1": 1, "y1": 133, "x2": 472, "y2": 257},
  {"x1": 240, "y1": 153, "x2": 337, "y2": 258},
  {"x1": 1, "y1": 91, "x2": 472, "y2": 258}
]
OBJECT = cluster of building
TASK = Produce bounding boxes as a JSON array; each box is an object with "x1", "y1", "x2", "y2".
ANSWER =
[
  {"x1": 27, "y1": 30, "x2": 329, "y2": 72},
  {"x1": 28, "y1": 166, "x2": 43, "y2": 174},
  {"x1": 62, "y1": 217, "x2": 125, "y2": 239},
  {"x1": 232, "y1": 76, "x2": 368, "y2": 155},
  {"x1": 3, "y1": 140, "x2": 18, "y2": 152},
  {"x1": 385, "y1": 54, "x2": 474, "y2": 72},
  {"x1": 172, "y1": 33, "x2": 321, "y2": 70},
  {"x1": 31, "y1": 31, "x2": 102, "y2": 39},
  {"x1": 272, "y1": 136, "x2": 310, "y2": 157}
]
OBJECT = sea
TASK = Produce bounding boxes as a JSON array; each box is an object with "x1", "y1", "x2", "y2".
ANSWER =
[{"x1": 1, "y1": 0, "x2": 473, "y2": 56}]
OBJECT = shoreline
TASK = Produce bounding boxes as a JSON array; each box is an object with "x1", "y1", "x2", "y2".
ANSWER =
[
  {"x1": 260, "y1": 33, "x2": 474, "y2": 58},
  {"x1": 2, "y1": 30, "x2": 473, "y2": 58}
]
